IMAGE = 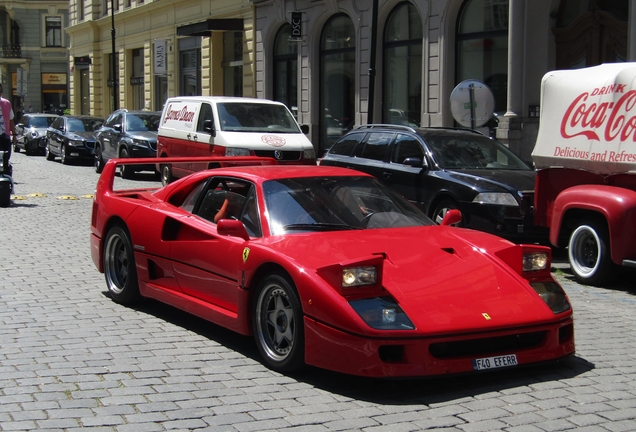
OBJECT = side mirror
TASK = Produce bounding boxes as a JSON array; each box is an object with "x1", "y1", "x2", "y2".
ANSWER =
[
  {"x1": 300, "y1": 124, "x2": 310, "y2": 134},
  {"x1": 402, "y1": 157, "x2": 424, "y2": 168},
  {"x1": 203, "y1": 119, "x2": 216, "y2": 136},
  {"x1": 217, "y1": 219, "x2": 250, "y2": 241},
  {"x1": 113, "y1": 124, "x2": 122, "y2": 132},
  {"x1": 441, "y1": 209, "x2": 462, "y2": 226}
]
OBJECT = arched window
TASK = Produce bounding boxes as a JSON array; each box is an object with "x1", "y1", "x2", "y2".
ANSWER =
[
  {"x1": 320, "y1": 14, "x2": 355, "y2": 154},
  {"x1": 383, "y1": 2, "x2": 422, "y2": 127},
  {"x1": 456, "y1": 0, "x2": 508, "y2": 114},
  {"x1": 273, "y1": 24, "x2": 299, "y2": 118}
]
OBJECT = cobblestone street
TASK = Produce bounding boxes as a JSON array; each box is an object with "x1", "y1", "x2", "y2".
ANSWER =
[{"x1": 1, "y1": 151, "x2": 636, "y2": 432}]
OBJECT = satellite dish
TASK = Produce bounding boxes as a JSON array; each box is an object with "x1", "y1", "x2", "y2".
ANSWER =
[{"x1": 450, "y1": 80, "x2": 495, "y2": 128}]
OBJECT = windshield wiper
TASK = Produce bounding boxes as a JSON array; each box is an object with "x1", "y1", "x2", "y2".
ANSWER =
[{"x1": 282, "y1": 223, "x2": 362, "y2": 231}]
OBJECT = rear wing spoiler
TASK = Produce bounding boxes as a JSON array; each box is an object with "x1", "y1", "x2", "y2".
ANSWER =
[{"x1": 96, "y1": 156, "x2": 277, "y2": 192}]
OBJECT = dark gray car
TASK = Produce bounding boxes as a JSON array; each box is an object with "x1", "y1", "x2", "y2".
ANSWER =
[
  {"x1": 45, "y1": 115, "x2": 104, "y2": 164},
  {"x1": 320, "y1": 124, "x2": 547, "y2": 243},
  {"x1": 94, "y1": 109, "x2": 161, "y2": 178}
]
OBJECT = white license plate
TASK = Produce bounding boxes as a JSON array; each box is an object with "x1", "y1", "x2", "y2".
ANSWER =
[{"x1": 472, "y1": 354, "x2": 518, "y2": 370}]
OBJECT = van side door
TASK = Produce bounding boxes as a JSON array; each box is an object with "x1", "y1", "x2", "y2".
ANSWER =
[{"x1": 190, "y1": 103, "x2": 216, "y2": 173}]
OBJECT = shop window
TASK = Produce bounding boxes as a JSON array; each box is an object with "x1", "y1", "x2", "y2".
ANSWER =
[
  {"x1": 273, "y1": 24, "x2": 298, "y2": 118},
  {"x1": 131, "y1": 48, "x2": 144, "y2": 110},
  {"x1": 456, "y1": 0, "x2": 509, "y2": 114},
  {"x1": 320, "y1": 14, "x2": 355, "y2": 154},
  {"x1": 179, "y1": 37, "x2": 201, "y2": 96},
  {"x1": 224, "y1": 31, "x2": 243, "y2": 96},
  {"x1": 45, "y1": 16, "x2": 63, "y2": 47},
  {"x1": 383, "y1": 2, "x2": 422, "y2": 127}
]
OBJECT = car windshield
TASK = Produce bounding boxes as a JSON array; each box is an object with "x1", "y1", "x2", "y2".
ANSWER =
[
  {"x1": 425, "y1": 134, "x2": 530, "y2": 170},
  {"x1": 126, "y1": 113, "x2": 160, "y2": 132},
  {"x1": 68, "y1": 118, "x2": 103, "y2": 132},
  {"x1": 217, "y1": 102, "x2": 300, "y2": 133},
  {"x1": 28, "y1": 116, "x2": 56, "y2": 128},
  {"x1": 263, "y1": 176, "x2": 433, "y2": 235}
]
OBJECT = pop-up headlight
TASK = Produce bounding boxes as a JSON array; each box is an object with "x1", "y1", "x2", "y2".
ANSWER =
[
  {"x1": 349, "y1": 297, "x2": 414, "y2": 330},
  {"x1": 342, "y1": 266, "x2": 377, "y2": 287},
  {"x1": 523, "y1": 252, "x2": 548, "y2": 272}
]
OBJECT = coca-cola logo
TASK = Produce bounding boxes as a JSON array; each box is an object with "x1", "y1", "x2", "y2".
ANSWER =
[
  {"x1": 163, "y1": 104, "x2": 196, "y2": 125},
  {"x1": 560, "y1": 85, "x2": 636, "y2": 142},
  {"x1": 261, "y1": 135, "x2": 286, "y2": 147}
]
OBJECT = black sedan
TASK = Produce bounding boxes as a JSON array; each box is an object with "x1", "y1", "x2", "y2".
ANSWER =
[
  {"x1": 94, "y1": 109, "x2": 161, "y2": 178},
  {"x1": 14, "y1": 113, "x2": 59, "y2": 155},
  {"x1": 46, "y1": 115, "x2": 104, "y2": 164},
  {"x1": 320, "y1": 124, "x2": 547, "y2": 243}
]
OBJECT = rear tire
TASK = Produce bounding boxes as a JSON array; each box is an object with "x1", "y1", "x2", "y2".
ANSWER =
[
  {"x1": 103, "y1": 224, "x2": 141, "y2": 304},
  {"x1": 568, "y1": 221, "x2": 614, "y2": 286},
  {"x1": 160, "y1": 164, "x2": 173, "y2": 186}
]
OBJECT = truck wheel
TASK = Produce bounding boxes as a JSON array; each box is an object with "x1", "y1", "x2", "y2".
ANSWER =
[{"x1": 568, "y1": 221, "x2": 614, "y2": 286}]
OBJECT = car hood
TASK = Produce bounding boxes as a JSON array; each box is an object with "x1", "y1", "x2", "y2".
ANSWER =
[
  {"x1": 67, "y1": 132, "x2": 97, "y2": 141},
  {"x1": 445, "y1": 169, "x2": 536, "y2": 193},
  {"x1": 127, "y1": 131, "x2": 158, "y2": 141},
  {"x1": 262, "y1": 226, "x2": 555, "y2": 334},
  {"x1": 29, "y1": 127, "x2": 50, "y2": 134}
]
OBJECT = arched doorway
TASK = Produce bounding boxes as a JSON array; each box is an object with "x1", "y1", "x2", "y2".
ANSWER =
[
  {"x1": 553, "y1": 0, "x2": 628, "y2": 69},
  {"x1": 320, "y1": 14, "x2": 355, "y2": 154},
  {"x1": 455, "y1": 0, "x2": 509, "y2": 115},
  {"x1": 383, "y1": 2, "x2": 422, "y2": 127}
]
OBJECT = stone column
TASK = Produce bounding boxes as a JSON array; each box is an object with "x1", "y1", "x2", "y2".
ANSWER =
[{"x1": 630, "y1": 0, "x2": 636, "y2": 61}]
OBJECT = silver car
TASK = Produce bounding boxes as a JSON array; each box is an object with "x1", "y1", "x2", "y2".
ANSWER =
[{"x1": 14, "y1": 113, "x2": 59, "y2": 155}]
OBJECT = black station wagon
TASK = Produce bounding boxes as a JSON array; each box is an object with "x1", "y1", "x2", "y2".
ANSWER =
[{"x1": 320, "y1": 124, "x2": 547, "y2": 243}]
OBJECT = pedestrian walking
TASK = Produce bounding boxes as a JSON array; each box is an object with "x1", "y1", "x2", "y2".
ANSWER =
[{"x1": 0, "y1": 83, "x2": 17, "y2": 167}]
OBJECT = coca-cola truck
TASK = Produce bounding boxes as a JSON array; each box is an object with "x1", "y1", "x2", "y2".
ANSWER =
[{"x1": 532, "y1": 63, "x2": 636, "y2": 286}]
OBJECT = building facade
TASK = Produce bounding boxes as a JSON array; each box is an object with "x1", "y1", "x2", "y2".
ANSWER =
[
  {"x1": 64, "y1": 0, "x2": 634, "y2": 160},
  {"x1": 0, "y1": 0, "x2": 70, "y2": 117}
]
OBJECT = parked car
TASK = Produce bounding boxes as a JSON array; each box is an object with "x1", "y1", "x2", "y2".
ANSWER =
[
  {"x1": 91, "y1": 157, "x2": 574, "y2": 378},
  {"x1": 320, "y1": 124, "x2": 546, "y2": 243},
  {"x1": 46, "y1": 115, "x2": 104, "y2": 164},
  {"x1": 14, "y1": 113, "x2": 59, "y2": 155},
  {"x1": 94, "y1": 109, "x2": 161, "y2": 178}
]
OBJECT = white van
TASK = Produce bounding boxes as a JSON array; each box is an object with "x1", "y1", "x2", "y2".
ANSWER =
[{"x1": 157, "y1": 96, "x2": 315, "y2": 184}]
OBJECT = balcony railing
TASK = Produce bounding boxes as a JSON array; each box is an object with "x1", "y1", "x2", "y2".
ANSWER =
[{"x1": 1, "y1": 45, "x2": 22, "y2": 59}]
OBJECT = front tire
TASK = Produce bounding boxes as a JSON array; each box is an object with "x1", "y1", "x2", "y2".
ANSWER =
[
  {"x1": 103, "y1": 225, "x2": 141, "y2": 304},
  {"x1": 119, "y1": 147, "x2": 134, "y2": 179},
  {"x1": 60, "y1": 144, "x2": 69, "y2": 165},
  {"x1": 94, "y1": 145, "x2": 105, "y2": 173},
  {"x1": 568, "y1": 221, "x2": 614, "y2": 286},
  {"x1": 253, "y1": 273, "x2": 304, "y2": 372},
  {"x1": 431, "y1": 199, "x2": 461, "y2": 226},
  {"x1": 45, "y1": 143, "x2": 55, "y2": 161}
]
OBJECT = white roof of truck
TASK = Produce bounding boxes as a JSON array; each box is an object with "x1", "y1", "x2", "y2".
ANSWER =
[{"x1": 532, "y1": 62, "x2": 636, "y2": 174}]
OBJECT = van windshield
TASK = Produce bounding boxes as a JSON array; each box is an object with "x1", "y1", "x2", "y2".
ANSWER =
[{"x1": 217, "y1": 103, "x2": 301, "y2": 133}]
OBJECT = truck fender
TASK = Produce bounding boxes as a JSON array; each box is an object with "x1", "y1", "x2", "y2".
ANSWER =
[{"x1": 551, "y1": 185, "x2": 636, "y2": 264}]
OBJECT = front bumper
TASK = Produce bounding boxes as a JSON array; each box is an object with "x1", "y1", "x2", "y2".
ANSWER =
[{"x1": 304, "y1": 316, "x2": 574, "y2": 377}]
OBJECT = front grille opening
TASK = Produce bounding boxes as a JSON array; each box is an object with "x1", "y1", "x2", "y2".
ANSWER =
[
  {"x1": 559, "y1": 324, "x2": 574, "y2": 344},
  {"x1": 254, "y1": 150, "x2": 301, "y2": 161},
  {"x1": 379, "y1": 345, "x2": 405, "y2": 363},
  {"x1": 429, "y1": 331, "x2": 547, "y2": 359}
]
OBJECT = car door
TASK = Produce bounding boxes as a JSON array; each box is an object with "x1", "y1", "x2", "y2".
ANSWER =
[
  {"x1": 48, "y1": 117, "x2": 64, "y2": 155},
  {"x1": 384, "y1": 133, "x2": 432, "y2": 210},
  {"x1": 101, "y1": 112, "x2": 123, "y2": 160},
  {"x1": 169, "y1": 177, "x2": 256, "y2": 313},
  {"x1": 15, "y1": 116, "x2": 27, "y2": 148},
  {"x1": 354, "y1": 131, "x2": 395, "y2": 182}
]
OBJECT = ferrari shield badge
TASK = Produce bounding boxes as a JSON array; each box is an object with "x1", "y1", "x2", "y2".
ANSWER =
[
  {"x1": 482, "y1": 313, "x2": 491, "y2": 320},
  {"x1": 243, "y1": 247, "x2": 250, "y2": 263}
]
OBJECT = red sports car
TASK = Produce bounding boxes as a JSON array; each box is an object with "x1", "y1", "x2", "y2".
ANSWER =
[{"x1": 91, "y1": 157, "x2": 575, "y2": 378}]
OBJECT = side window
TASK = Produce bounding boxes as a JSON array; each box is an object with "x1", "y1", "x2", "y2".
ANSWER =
[
  {"x1": 360, "y1": 132, "x2": 394, "y2": 161},
  {"x1": 197, "y1": 103, "x2": 214, "y2": 133},
  {"x1": 105, "y1": 113, "x2": 121, "y2": 128},
  {"x1": 181, "y1": 181, "x2": 207, "y2": 213},
  {"x1": 190, "y1": 178, "x2": 262, "y2": 237},
  {"x1": 391, "y1": 134, "x2": 424, "y2": 164},
  {"x1": 51, "y1": 117, "x2": 63, "y2": 130},
  {"x1": 328, "y1": 132, "x2": 366, "y2": 156}
]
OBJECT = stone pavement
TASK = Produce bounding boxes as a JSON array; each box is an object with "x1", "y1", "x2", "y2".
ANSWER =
[{"x1": 1, "y1": 151, "x2": 636, "y2": 431}]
